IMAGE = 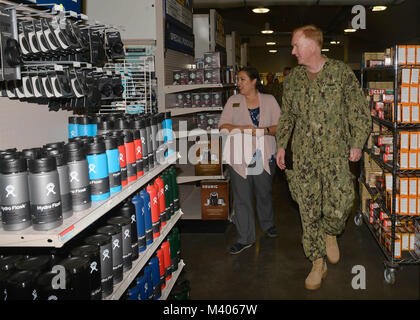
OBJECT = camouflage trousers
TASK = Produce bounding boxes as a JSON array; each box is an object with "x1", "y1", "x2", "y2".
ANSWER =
[{"x1": 286, "y1": 158, "x2": 355, "y2": 262}]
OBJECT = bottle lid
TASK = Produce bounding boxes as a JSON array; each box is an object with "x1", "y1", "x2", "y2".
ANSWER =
[
  {"x1": 28, "y1": 156, "x2": 57, "y2": 174},
  {"x1": 84, "y1": 234, "x2": 112, "y2": 247},
  {"x1": 70, "y1": 245, "x2": 99, "y2": 260},
  {"x1": 60, "y1": 256, "x2": 90, "y2": 274},
  {"x1": 122, "y1": 130, "x2": 133, "y2": 143},
  {"x1": 85, "y1": 137, "x2": 106, "y2": 155},
  {"x1": 107, "y1": 216, "x2": 131, "y2": 228},
  {"x1": 43, "y1": 148, "x2": 67, "y2": 167},
  {"x1": 0, "y1": 155, "x2": 27, "y2": 174},
  {"x1": 96, "y1": 225, "x2": 121, "y2": 237},
  {"x1": 102, "y1": 136, "x2": 118, "y2": 150},
  {"x1": 109, "y1": 131, "x2": 124, "y2": 147},
  {"x1": 64, "y1": 141, "x2": 86, "y2": 162}
]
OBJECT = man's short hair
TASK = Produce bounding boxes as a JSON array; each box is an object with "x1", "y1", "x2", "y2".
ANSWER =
[{"x1": 292, "y1": 25, "x2": 323, "y2": 48}]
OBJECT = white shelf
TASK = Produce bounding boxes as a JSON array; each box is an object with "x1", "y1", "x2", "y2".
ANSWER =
[
  {"x1": 177, "y1": 175, "x2": 225, "y2": 184},
  {"x1": 159, "y1": 260, "x2": 185, "y2": 300},
  {"x1": 0, "y1": 153, "x2": 179, "y2": 248},
  {"x1": 164, "y1": 83, "x2": 235, "y2": 94},
  {"x1": 104, "y1": 209, "x2": 183, "y2": 300},
  {"x1": 168, "y1": 107, "x2": 223, "y2": 117}
]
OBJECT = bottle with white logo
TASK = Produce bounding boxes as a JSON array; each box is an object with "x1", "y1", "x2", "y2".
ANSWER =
[
  {"x1": 70, "y1": 245, "x2": 102, "y2": 300},
  {"x1": 43, "y1": 148, "x2": 72, "y2": 219},
  {"x1": 107, "y1": 216, "x2": 132, "y2": 272},
  {"x1": 0, "y1": 154, "x2": 31, "y2": 230},
  {"x1": 84, "y1": 234, "x2": 113, "y2": 299},
  {"x1": 28, "y1": 156, "x2": 62, "y2": 231},
  {"x1": 96, "y1": 225, "x2": 123, "y2": 285},
  {"x1": 64, "y1": 141, "x2": 91, "y2": 212}
]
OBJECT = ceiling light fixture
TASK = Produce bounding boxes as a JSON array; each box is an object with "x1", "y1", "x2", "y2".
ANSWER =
[
  {"x1": 321, "y1": 48, "x2": 330, "y2": 52},
  {"x1": 344, "y1": 28, "x2": 356, "y2": 33},
  {"x1": 261, "y1": 23, "x2": 274, "y2": 34},
  {"x1": 269, "y1": 50, "x2": 277, "y2": 53},
  {"x1": 330, "y1": 41, "x2": 337, "y2": 44},
  {"x1": 372, "y1": 6, "x2": 387, "y2": 11},
  {"x1": 252, "y1": 7, "x2": 270, "y2": 13},
  {"x1": 266, "y1": 42, "x2": 276, "y2": 45}
]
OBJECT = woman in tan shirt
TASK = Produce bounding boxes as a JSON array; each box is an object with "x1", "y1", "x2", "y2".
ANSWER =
[{"x1": 219, "y1": 67, "x2": 281, "y2": 254}]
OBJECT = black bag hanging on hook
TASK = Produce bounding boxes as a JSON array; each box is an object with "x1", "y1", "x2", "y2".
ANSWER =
[{"x1": 105, "y1": 31, "x2": 125, "y2": 60}]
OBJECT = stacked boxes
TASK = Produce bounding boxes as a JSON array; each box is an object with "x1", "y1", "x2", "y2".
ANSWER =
[
  {"x1": 173, "y1": 91, "x2": 225, "y2": 108},
  {"x1": 196, "y1": 113, "x2": 221, "y2": 130},
  {"x1": 172, "y1": 52, "x2": 231, "y2": 86}
]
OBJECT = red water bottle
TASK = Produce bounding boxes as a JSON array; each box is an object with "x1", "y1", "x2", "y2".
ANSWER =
[
  {"x1": 156, "y1": 248, "x2": 166, "y2": 290},
  {"x1": 123, "y1": 130, "x2": 137, "y2": 183},
  {"x1": 147, "y1": 183, "x2": 160, "y2": 238},
  {"x1": 154, "y1": 177, "x2": 166, "y2": 228},
  {"x1": 161, "y1": 240, "x2": 172, "y2": 281},
  {"x1": 133, "y1": 129, "x2": 143, "y2": 178},
  {"x1": 110, "y1": 131, "x2": 127, "y2": 187}
]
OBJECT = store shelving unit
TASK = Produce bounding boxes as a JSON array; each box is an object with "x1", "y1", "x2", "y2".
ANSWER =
[
  {"x1": 159, "y1": 260, "x2": 185, "y2": 300},
  {"x1": 104, "y1": 209, "x2": 183, "y2": 300},
  {"x1": 154, "y1": 0, "x2": 233, "y2": 221},
  {"x1": 0, "y1": 153, "x2": 178, "y2": 248},
  {"x1": 356, "y1": 45, "x2": 420, "y2": 284}
]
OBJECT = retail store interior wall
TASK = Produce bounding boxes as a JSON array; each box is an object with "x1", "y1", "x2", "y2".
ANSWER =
[
  {"x1": 85, "y1": 0, "x2": 156, "y2": 41},
  {"x1": 0, "y1": 99, "x2": 71, "y2": 150}
]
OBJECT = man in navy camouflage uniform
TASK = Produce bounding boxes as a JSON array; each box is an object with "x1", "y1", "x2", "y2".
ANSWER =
[{"x1": 275, "y1": 25, "x2": 371, "y2": 290}]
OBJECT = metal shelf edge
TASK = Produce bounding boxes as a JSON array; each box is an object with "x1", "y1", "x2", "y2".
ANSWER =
[
  {"x1": 105, "y1": 209, "x2": 184, "y2": 300},
  {"x1": 0, "y1": 154, "x2": 179, "y2": 248},
  {"x1": 159, "y1": 260, "x2": 185, "y2": 300}
]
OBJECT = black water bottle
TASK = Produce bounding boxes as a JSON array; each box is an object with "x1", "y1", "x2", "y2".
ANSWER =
[
  {"x1": 0, "y1": 155, "x2": 31, "y2": 230},
  {"x1": 60, "y1": 256, "x2": 91, "y2": 300},
  {"x1": 6, "y1": 270, "x2": 39, "y2": 300},
  {"x1": 70, "y1": 245, "x2": 102, "y2": 300},
  {"x1": 36, "y1": 271, "x2": 72, "y2": 300},
  {"x1": 84, "y1": 234, "x2": 113, "y2": 299},
  {"x1": 118, "y1": 200, "x2": 139, "y2": 261},
  {"x1": 107, "y1": 216, "x2": 132, "y2": 272},
  {"x1": 96, "y1": 225, "x2": 123, "y2": 285}
]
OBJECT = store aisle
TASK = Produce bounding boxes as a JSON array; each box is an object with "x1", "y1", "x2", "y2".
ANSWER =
[{"x1": 179, "y1": 172, "x2": 420, "y2": 300}]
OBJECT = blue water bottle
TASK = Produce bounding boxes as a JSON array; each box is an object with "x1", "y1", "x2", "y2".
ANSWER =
[
  {"x1": 87, "y1": 115, "x2": 97, "y2": 137},
  {"x1": 102, "y1": 136, "x2": 122, "y2": 194},
  {"x1": 131, "y1": 194, "x2": 146, "y2": 252},
  {"x1": 77, "y1": 116, "x2": 89, "y2": 137},
  {"x1": 150, "y1": 256, "x2": 162, "y2": 299},
  {"x1": 86, "y1": 137, "x2": 110, "y2": 202},
  {"x1": 144, "y1": 265, "x2": 153, "y2": 300},
  {"x1": 136, "y1": 273, "x2": 148, "y2": 300},
  {"x1": 68, "y1": 116, "x2": 78, "y2": 139},
  {"x1": 162, "y1": 112, "x2": 174, "y2": 157},
  {"x1": 126, "y1": 280, "x2": 140, "y2": 300},
  {"x1": 140, "y1": 189, "x2": 153, "y2": 246}
]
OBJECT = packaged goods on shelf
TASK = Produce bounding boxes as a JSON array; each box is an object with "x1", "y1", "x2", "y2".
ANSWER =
[
  {"x1": 201, "y1": 92, "x2": 212, "y2": 107},
  {"x1": 200, "y1": 179, "x2": 230, "y2": 220},
  {"x1": 172, "y1": 70, "x2": 189, "y2": 85},
  {"x1": 204, "y1": 68, "x2": 222, "y2": 84},
  {"x1": 188, "y1": 69, "x2": 204, "y2": 85},
  {"x1": 196, "y1": 112, "x2": 221, "y2": 130},
  {"x1": 203, "y1": 52, "x2": 224, "y2": 69},
  {"x1": 211, "y1": 91, "x2": 224, "y2": 107},
  {"x1": 195, "y1": 140, "x2": 222, "y2": 176},
  {"x1": 191, "y1": 92, "x2": 202, "y2": 108}
]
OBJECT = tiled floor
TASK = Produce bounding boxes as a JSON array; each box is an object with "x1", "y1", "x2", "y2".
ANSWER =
[{"x1": 179, "y1": 172, "x2": 420, "y2": 300}]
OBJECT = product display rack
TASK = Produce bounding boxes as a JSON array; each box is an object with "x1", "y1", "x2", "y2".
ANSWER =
[
  {"x1": 154, "y1": 0, "x2": 232, "y2": 220},
  {"x1": 104, "y1": 209, "x2": 183, "y2": 300},
  {"x1": 158, "y1": 260, "x2": 185, "y2": 300},
  {"x1": 356, "y1": 45, "x2": 420, "y2": 284},
  {"x1": 0, "y1": 153, "x2": 178, "y2": 248}
]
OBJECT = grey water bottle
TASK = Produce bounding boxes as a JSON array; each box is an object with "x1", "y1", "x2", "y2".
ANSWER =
[
  {"x1": 64, "y1": 142, "x2": 91, "y2": 212},
  {"x1": 28, "y1": 157, "x2": 63, "y2": 231},
  {"x1": 43, "y1": 148, "x2": 72, "y2": 219},
  {"x1": 0, "y1": 155, "x2": 31, "y2": 231}
]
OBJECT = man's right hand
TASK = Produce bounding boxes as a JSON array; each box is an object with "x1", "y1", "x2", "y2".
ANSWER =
[{"x1": 276, "y1": 148, "x2": 286, "y2": 170}]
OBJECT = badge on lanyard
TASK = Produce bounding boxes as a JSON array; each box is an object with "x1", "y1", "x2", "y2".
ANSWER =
[{"x1": 232, "y1": 103, "x2": 240, "y2": 108}]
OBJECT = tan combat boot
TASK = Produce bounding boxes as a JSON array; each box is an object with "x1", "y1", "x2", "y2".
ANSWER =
[
  {"x1": 326, "y1": 234, "x2": 340, "y2": 264},
  {"x1": 305, "y1": 258, "x2": 327, "y2": 290}
]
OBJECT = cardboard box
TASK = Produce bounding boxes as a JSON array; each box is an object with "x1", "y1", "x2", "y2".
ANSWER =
[
  {"x1": 183, "y1": 92, "x2": 192, "y2": 108},
  {"x1": 211, "y1": 91, "x2": 223, "y2": 107},
  {"x1": 412, "y1": 68, "x2": 419, "y2": 84},
  {"x1": 188, "y1": 69, "x2": 205, "y2": 85},
  {"x1": 407, "y1": 45, "x2": 416, "y2": 65},
  {"x1": 191, "y1": 92, "x2": 202, "y2": 108},
  {"x1": 201, "y1": 92, "x2": 212, "y2": 107},
  {"x1": 201, "y1": 179, "x2": 230, "y2": 220},
  {"x1": 400, "y1": 132, "x2": 409, "y2": 151},
  {"x1": 409, "y1": 177, "x2": 418, "y2": 196},
  {"x1": 398, "y1": 45, "x2": 407, "y2": 65},
  {"x1": 400, "y1": 86, "x2": 410, "y2": 104},
  {"x1": 400, "y1": 196, "x2": 409, "y2": 215},
  {"x1": 173, "y1": 69, "x2": 189, "y2": 85},
  {"x1": 204, "y1": 68, "x2": 222, "y2": 84},
  {"x1": 417, "y1": 46, "x2": 420, "y2": 64},
  {"x1": 410, "y1": 85, "x2": 419, "y2": 104},
  {"x1": 409, "y1": 151, "x2": 418, "y2": 169},
  {"x1": 204, "y1": 52, "x2": 222, "y2": 69},
  {"x1": 195, "y1": 140, "x2": 222, "y2": 176},
  {"x1": 409, "y1": 197, "x2": 417, "y2": 215},
  {"x1": 410, "y1": 132, "x2": 418, "y2": 150},
  {"x1": 400, "y1": 151, "x2": 409, "y2": 169}
]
